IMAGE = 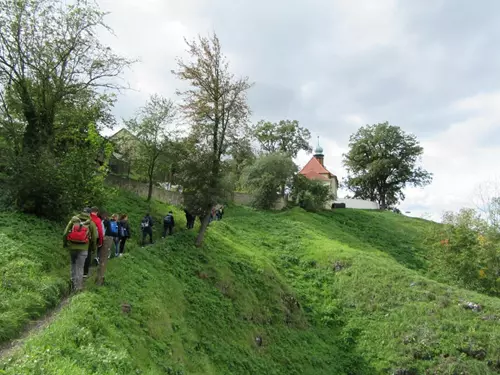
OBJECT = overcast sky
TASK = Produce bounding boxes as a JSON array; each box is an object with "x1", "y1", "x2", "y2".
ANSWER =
[{"x1": 98, "y1": 0, "x2": 500, "y2": 221}]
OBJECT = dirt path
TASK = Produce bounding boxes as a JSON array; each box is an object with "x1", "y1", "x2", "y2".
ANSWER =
[{"x1": 0, "y1": 295, "x2": 71, "y2": 360}]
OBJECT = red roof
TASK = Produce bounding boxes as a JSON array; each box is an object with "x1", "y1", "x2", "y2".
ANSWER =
[{"x1": 299, "y1": 156, "x2": 335, "y2": 180}]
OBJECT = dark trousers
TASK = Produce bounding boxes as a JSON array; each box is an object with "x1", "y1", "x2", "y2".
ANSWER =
[
  {"x1": 187, "y1": 219, "x2": 194, "y2": 229},
  {"x1": 163, "y1": 225, "x2": 173, "y2": 237},
  {"x1": 119, "y1": 237, "x2": 127, "y2": 254},
  {"x1": 84, "y1": 247, "x2": 92, "y2": 276},
  {"x1": 142, "y1": 228, "x2": 153, "y2": 245}
]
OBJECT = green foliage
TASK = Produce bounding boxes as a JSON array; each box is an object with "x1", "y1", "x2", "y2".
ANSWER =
[
  {"x1": 7, "y1": 124, "x2": 111, "y2": 220},
  {"x1": 0, "y1": 0, "x2": 131, "y2": 218},
  {"x1": 343, "y1": 122, "x2": 432, "y2": 209},
  {"x1": 292, "y1": 174, "x2": 333, "y2": 211},
  {"x1": 3, "y1": 199, "x2": 500, "y2": 374},
  {"x1": 125, "y1": 94, "x2": 178, "y2": 201},
  {"x1": 0, "y1": 0, "x2": 131, "y2": 151},
  {"x1": 0, "y1": 212, "x2": 68, "y2": 343},
  {"x1": 241, "y1": 153, "x2": 297, "y2": 209},
  {"x1": 426, "y1": 208, "x2": 500, "y2": 296},
  {"x1": 173, "y1": 33, "x2": 252, "y2": 245},
  {"x1": 253, "y1": 119, "x2": 312, "y2": 157}
]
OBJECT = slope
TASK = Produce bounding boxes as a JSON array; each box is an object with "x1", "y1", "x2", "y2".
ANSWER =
[{"x1": 1, "y1": 195, "x2": 500, "y2": 374}]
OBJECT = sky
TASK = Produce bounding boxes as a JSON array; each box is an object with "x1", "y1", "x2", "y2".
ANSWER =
[{"x1": 97, "y1": 0, "x2": 500, "y2": 221}]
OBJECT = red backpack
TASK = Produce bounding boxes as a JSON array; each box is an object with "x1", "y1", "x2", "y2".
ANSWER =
[{"x1": 67, "y1": 220, "x2": 90, "y2": 244}]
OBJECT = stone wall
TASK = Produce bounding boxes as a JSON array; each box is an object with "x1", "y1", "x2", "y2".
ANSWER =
[
  {"x1": 106, "y1": 175, "x2": 183, "y2": 206},
  {"x1": 107, "y1": 175, "x2": 287, "y2": 210}
]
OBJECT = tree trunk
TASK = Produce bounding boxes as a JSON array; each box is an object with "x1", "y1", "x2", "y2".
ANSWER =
[
  {"x1": 195, "y1": 213, "x2": 211, "y2": 247},
  {"x1": 147, "y1": 175, "x2": 153, "y2": 202}
]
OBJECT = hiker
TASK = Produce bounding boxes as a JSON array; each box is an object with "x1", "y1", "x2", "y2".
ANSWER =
[
  {"x1": 209, "y1": 207, "x2": 216, "y2": 223},
  {"x1": 219, "y1": 205, "x2": 224, "y2": 220},
  {"x1": 163, "y1": 211, "x2": 175, "y2": 237},
  {"x1": 118, "y1": 214, "x2": 131, "y2": 256},
  {"x1": 110, "y1": 214, "x2": 120, "y2": 257},
  {"x1": 88, "y1": 207, "x2": 104, "y2": 271},
  {"x1": 141, "y1": 212, "x2": 154, "y2": 246},
  {"x1": 97, "y1": 211, "x2": 114, "y2": 286},
  {"x1": 63, "y1": 208, "x2": 98, "y2": 291},
  {"x1": 83, "y1": 207, "x2": 103, "y2": 277},
  {"x1": 184, "y1": 208, "x2": 194, "y2": 229}
]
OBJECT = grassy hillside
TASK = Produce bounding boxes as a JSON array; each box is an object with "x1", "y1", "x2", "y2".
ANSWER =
[
  {"x1": 2, "y1": 191, "x2": 500, "y2": 374},
  {"x1": 0, "y1": 189, "x2": 182, "y2": 345}
]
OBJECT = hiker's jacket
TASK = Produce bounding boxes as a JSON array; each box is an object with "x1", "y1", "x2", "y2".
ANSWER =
[
  {"x1": 164, "y1": 214, "x2": 175, "y2": 227},
  {"x1": 119, "y1": 220, "x2": 131, "y2": 238},
  {"x1": 142, "y1": 215, "x2": 153, "y2": 231},
  {"x1": 63, "y1": 213, "x2": 98, "y2": 252},
  {"x1": 90, "y1": 212, "x2": 104, "y2": 247},
  {"x1": 104, "y1": 219, "x2": 119, "y2": 238}
]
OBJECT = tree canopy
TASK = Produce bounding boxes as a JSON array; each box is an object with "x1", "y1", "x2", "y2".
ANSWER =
[
  {"x1": 253, "y1": 119, "x2": 312, "y2": 157},
  {"x1": 343, "y1": 122, "x2": 432, "y2": 209},
  {"x1": 125, "y1": 94, "x2": 177, "y2": 201}
]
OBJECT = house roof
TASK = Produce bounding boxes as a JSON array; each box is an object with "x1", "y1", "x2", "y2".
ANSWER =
[{"x1": 299, "y1": 156, "x2": 336, "y2": 179}]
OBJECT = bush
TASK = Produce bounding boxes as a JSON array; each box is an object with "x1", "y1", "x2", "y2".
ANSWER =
[
  {"x1": 292, "y1": 174, "x2": 333, "y2": 212},
  {"x1": 427, "y1": 208, "x2": 500, "y2": 296},
  {"x1": 5, "y1": 125, "x2": 111, "y2": 220},
  {"x1": 241, "y1": 153, "x2": 297, "y2": 210}
]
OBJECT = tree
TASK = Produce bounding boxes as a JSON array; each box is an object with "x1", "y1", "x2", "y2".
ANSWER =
[
  {"x1": 0, "y1": 0, "x2": 131, "y2": 217},
  {"x1": 173, "y1": 33, "x2": 252, "y2": 247},
  {"x1": 253, "y1": 119, "x2": 312, "y2": 157},
  {"x1": 125, "y1": 95, "x2": 177, "y2": 202},
  {"x1": 227, "y1": 137, "x2": 256, "y2": 191},
  {"x1": 241, "y1": 153, "x2": 297, "y2": 210},
  {"x1": 292, "y1": 174, "x2": 333, "y2": 212},
  {"x1": 343, "y1": 122, "x2": 432, "y2": 209},
  {"x1": 0, "y1": 0, "x2": 132, "y2": 152}
]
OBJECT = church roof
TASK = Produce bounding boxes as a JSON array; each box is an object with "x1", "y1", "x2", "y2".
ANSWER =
[{"x1": 298, "y1": 156, "x2": 336, "y2": 179}]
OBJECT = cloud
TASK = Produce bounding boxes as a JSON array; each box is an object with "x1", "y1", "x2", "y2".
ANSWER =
[{"x1": 96, "y1": 0, "x2": 500, "y2": 220}]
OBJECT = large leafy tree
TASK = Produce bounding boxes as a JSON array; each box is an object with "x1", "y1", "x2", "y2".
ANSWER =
[
  {"x1": 253, "y1": 119, "x2": 312, "y2": 157},
  {"x1": 125, "y1": 95, "x2": 177, "y2": 202},
  {"x1": 0, "y1": 0, "x2": 131, "y2": 152},
  {"x1": 343, "y1": 122, "x2": 432, "y2": 209},
  {"x1": 173, "y1": 33, "x2": 252, "y2": 247},
  {"x1": 0, "y1": 0, "x2": 131, "y2": 217}
]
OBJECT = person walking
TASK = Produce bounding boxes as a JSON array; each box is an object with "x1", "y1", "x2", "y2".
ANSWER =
[
  {"x1": 63, "y1": 208, "x2": 98, "y2": 291},
  {"x1": 84, "y1": 207, "x2": 103, "y2": 277},
  {"x1": 118, "y1": 214, "x2": 131, "y2": 256},
  {"x1": 109, "y1": 214, "x2": 120, "y2": 258},
  {"x1": 184, "y1": 208, "x2": 194, "y2": 229},
  {"x1": 219, "y1": 205, "x2": 224, "y2": 220},
  {"x1": 163, "y1": 211, "x2": 175, "y2": 237},
  {"x1": 96, "y1": 211, "x2": 114, "y2": 286},
  {"x1": 141, "y1": 212, "x2": 154, "y2": 247}
]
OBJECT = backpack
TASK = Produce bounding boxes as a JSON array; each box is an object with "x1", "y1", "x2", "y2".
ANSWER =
[
  {"x1": 141, "y1": 217, "x2": 150, "y2": 229},
  {"x1": 67, "y1": 220, "x2": 90, "y2": 244},
  {"x1": 110, "y1": 220, "x2": 119, "y2": 235},
  {"x1": 119, "y1": 223, "x2": 128, "y2": 237},
  {"x1": 164, "y1": 215, "x2": 173, "y2": 225}
]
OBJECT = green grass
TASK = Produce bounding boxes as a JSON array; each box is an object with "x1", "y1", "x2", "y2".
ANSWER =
[
  {"x1": 0, "y1": 188, "x2": 182, "y2": 345},
  {"x1": 0, "y1": 212, "x2": 67, "y2": 343},
  {"x1": 2, "y1": 193, "x2": 500, "y2": 374}
]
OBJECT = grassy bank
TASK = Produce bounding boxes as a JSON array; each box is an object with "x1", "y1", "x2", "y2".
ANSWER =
[
  {"x1": 0, "y1": 188, "x2": 182, "y2": 345},
  {"x1": 2, "y1": 196, "x2": 500, "y2": 374}
]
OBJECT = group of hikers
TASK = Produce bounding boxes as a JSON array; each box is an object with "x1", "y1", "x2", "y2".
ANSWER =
[
  {"x1": 63, "y1": 207, "x2": 131, "y2": 291},
  {"x1": 63, "y1": 204, "x2": 225, "y2": 292}
]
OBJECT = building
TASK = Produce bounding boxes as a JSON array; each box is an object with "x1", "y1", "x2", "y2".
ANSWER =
[{"x1": 298, "y1": 139, "x2": 339, "y2": 199}]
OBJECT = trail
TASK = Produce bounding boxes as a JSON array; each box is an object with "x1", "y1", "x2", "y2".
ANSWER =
[{"x1": 0, "y1": 295, "x2": 71, "y2": 360}]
